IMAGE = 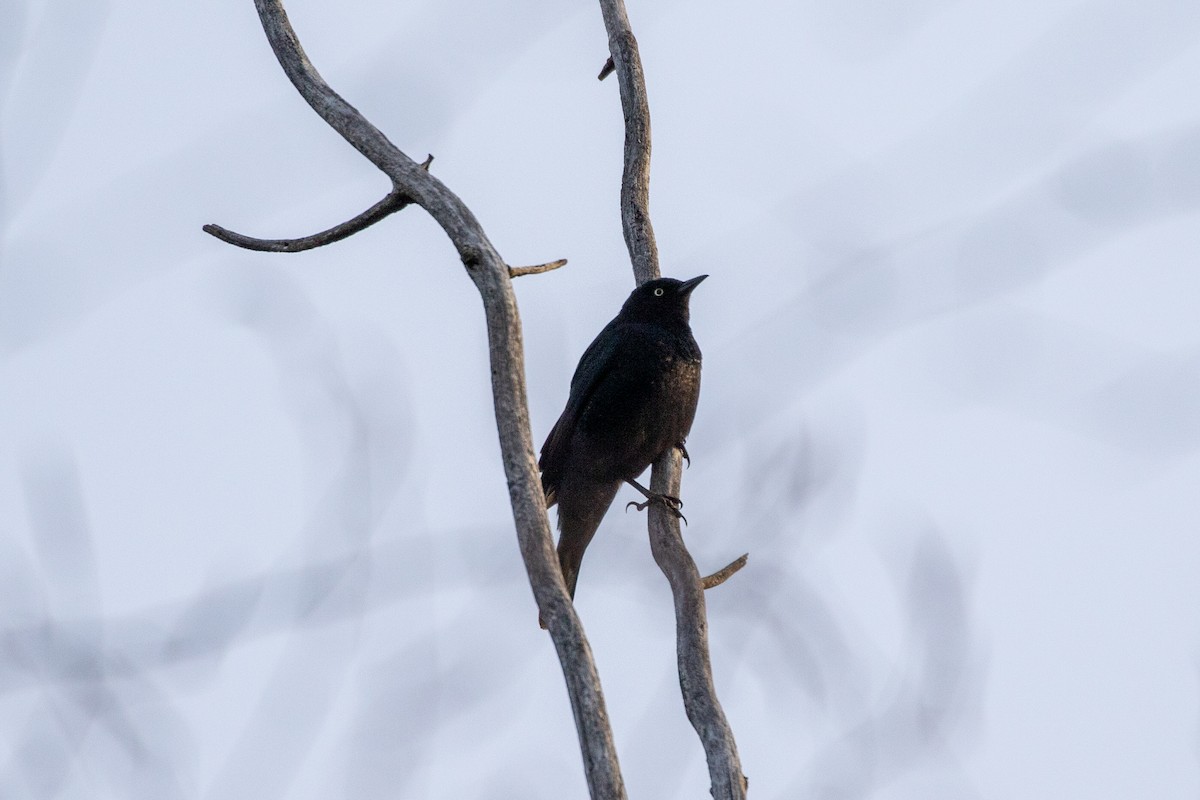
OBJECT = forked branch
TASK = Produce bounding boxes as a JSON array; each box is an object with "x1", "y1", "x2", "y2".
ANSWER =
[
  {"x1": 206, "y1": 2, "x2": 625, "y2": 798},
  {"x1": 597, "y1": 0, "x2": 748, "y2": 797},
  {"x1": 203, "y1": 156, "x2": 433, "y2": 253}
]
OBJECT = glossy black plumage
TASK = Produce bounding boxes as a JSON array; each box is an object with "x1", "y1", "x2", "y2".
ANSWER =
[{"x1": 539, "y1": 275, "x2": 706, "y2": 605}]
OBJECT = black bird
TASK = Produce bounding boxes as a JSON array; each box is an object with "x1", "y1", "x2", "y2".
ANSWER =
[{"x1": 539, "y1": 275, "x2": 706, "y2": 610}]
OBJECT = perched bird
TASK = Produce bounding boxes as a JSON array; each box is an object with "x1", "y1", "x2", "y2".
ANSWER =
[{"x1": 539, "y1": 275, "x2": 707, "y2": 612}]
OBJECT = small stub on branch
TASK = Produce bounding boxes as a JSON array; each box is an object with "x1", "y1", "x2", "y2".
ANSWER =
[
  {"x1": 701, "y1": 553, "x2": 748, "y2": 590},
  {"x1": 598, "y1": 55, "x2": 615, "y2": 81},
  {"x1": 509, "y1": 258, "x2": 568, "y2": 278},
  {"x1": 420, "y1": 154, "x2": 434, "y2": 170}
]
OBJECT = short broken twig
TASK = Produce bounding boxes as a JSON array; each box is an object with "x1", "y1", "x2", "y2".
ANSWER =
[
  {"x1": 701, "y1": 554, "x2": 749, "y2": 590},
  {"x1": 509, "y1": 258, "x2": 568, "y2": 278}
]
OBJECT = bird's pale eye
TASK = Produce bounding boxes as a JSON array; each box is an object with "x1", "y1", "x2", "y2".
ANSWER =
[{"x1": 654, "y1": 287, "x2": 664, "y2": 297}]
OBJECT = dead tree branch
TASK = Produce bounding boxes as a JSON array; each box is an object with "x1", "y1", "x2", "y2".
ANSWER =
[
  {"x1": 205, "y1": 2, "x2": 625, "y2": 797},
  {"x1": 597, "y1": 0, "x2": 659, "y2": 283},
  {"x1": 648, "y1": 459, "x2": 748, "y2": 798},
  {"x1": 597, "y1": 0, "x2": 748, "y2": 797}
]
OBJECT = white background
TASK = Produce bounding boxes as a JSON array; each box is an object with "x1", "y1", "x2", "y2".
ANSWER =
[{"x1": 2, "y1": 0, "x2": 1199, "y2": 797}]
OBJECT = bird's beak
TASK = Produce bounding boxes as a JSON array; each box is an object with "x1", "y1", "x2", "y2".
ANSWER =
[{"x1": 678, "y1": 274, "x2": 708, "y2": 296}]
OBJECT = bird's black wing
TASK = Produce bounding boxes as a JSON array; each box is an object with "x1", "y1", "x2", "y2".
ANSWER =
[{"x1": 538, "y1": 319, "x2": 629, "y2": 498}]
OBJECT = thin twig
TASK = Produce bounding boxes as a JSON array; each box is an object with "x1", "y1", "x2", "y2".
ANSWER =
[
  {"x1": 598, "y1": 0, "x2": 747, "y2": 797},
  {"x1": 209, "y1": 3, "x2": 628, "y2": 797},
  {"x1": 701, "y1": 554, "x2": 749, "y2": 590},
  {"x1": 203, "y1": 190, "x2": 410, "y2": 252},
  {"x1": 510, "y1": 258, "x2": 568, "y2": 278},
  {"x1": 202, "y1": 158, "x2": 431, "y2": 252}
]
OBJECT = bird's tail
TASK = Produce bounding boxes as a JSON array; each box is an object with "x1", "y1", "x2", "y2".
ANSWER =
[
  {"x1": 537, "y1": 479, "x2": 618, "y2": 629},
  {"x1": 554, "y1": 480, "x2": 620, "y2": 600}
]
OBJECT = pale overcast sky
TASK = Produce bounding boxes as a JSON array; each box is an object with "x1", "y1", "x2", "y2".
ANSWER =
[{"x1": 2, "y1": 1, "x2": 1199, "y2": 798}]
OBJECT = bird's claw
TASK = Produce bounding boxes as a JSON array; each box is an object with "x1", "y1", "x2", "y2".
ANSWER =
[
  {"x1": 676, "y1": 441, "x2": 690, "y2": 468},
  {"x1": 625, "y1": 494, "x2": 687, "y2": 524}
]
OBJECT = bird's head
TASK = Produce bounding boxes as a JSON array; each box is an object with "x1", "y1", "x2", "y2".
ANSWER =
[{"x1": 618, "y1": 275, "x2": 707, "y2": 323}]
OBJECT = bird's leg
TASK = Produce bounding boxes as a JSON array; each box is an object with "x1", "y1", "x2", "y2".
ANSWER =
[
  {"x1": 624, "y1": 477, "x2": 681, "y2": 508},
  {"x1": 623, "y1": 477, "x2": 686, "y2": 523},
  {"x1": 676, "y1": 441, "x2": 690, "y2": 468}
]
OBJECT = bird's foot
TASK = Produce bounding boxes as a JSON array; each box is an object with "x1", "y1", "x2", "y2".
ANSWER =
[
  {"x1": 676, "y1": 441, "x2": 690, "y2": 468},
  {"x1": 625, "y1": 493, "x2": 687, "y2": 524},
  {"x1": 624, "y1": 477, "x2": 688, "y2": 523}
]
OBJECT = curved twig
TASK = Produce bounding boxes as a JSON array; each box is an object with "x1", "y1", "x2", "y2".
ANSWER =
[
  {"x1": 203, "y1": 190, "x2": 410, "y2": 252},
  {"x1": 702, "y1": 554, "x2": 749, "y2": 590},
  {"x1": 598, "y1": 1, "x2": 748, "y2": 797},
  {"x1": 209, "y1": 3, "x2": 627, "y2": 798},
  {"x1": 203, "y1": 155, "x2": 433, "y2": 253}
]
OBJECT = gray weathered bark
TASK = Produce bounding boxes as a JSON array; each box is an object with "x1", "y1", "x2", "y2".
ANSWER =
[
  {"x1": 597, "y1": 1, "x2": 749, "y2": 797},
  {"x1": 205, "y1": 2, "x2": 626, "y2": 797}
]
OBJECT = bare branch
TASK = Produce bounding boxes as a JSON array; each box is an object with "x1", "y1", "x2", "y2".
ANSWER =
[
  {"x1": 598, "y1": 0, "x2": 747, "y2": 797},
  {"x1": 209, "y1": 3, "x2": 628, "y2": 797},
  {"x1": 510, "y1": 258, "x2": 568, "y2": 278},
  {"x1": 598, "y1": 56, "x2": 615, "y2": 81},
  {"x1": 203, "y1": 190, "x2": 410, "y2": 252},
  {"x1": 648, "y1": 454, "x2": 748, "y2": 799},
  {"x1": 701, "y1": 554, "x2": 749, "y2": 590},
  {"x1": 250, "y1": 0, "x2": 420, "y2": 181},
  {"x1": 597, "y1": 0, "x2": 659, "y2": 284}
]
